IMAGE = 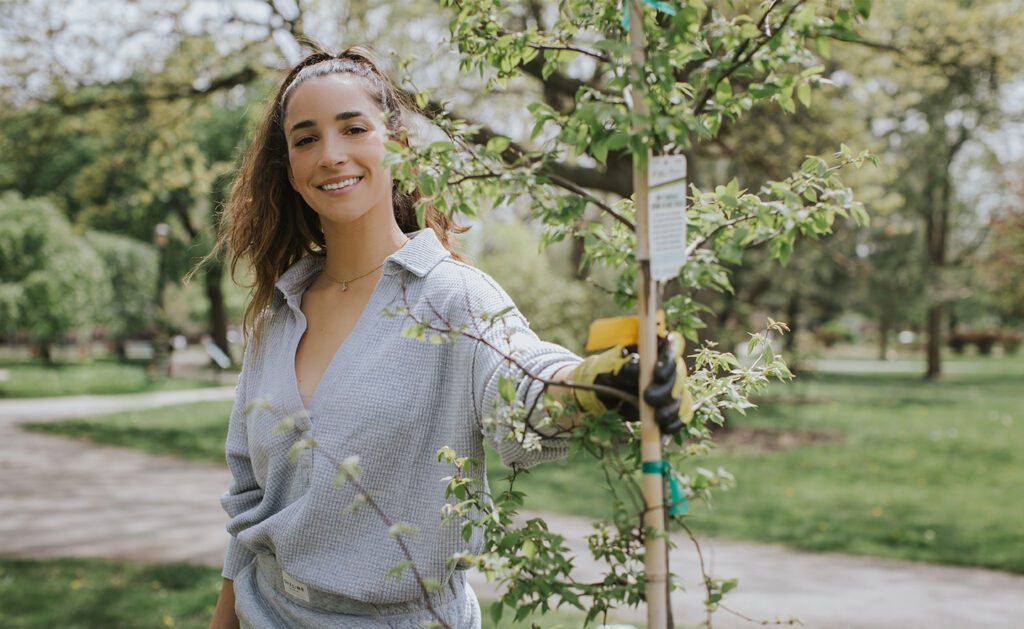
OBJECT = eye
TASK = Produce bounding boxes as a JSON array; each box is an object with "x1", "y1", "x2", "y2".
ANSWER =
[
  {"x1": 345, "y1": 126, "x2": 368, "y2": 135},
  {"x1": 293, "y1": 136, "x2": 315, "y2": 147}
]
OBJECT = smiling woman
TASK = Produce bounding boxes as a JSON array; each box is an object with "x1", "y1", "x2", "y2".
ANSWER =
[{"x1": 189, "y1": 46, "x2": 683, "y2": 629}]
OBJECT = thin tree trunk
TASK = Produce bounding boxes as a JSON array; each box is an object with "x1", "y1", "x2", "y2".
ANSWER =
[
  {"x1": 39, "y1": 342, "x2": 54, "y2": 366},
  {"x1": 205, "y1": 262, "x2": 230, "y2": 361},
  {"x1": 878, "y1": 312, "x2": 890, "y2": 361},
  {"x1": 570, "y1": 232, "x2": 587, "y2": 280},
  {"x1": 922, "y1": 127, "x2": 968, "y2": 380},
  {"x1": 174, "y1": 199, "x2": 231, "y2": 365},
  {"x1": 926, "y1": 305, "x2": 942, "y2": 379},
  {"x1": 785, "y1": 292, "x2": 800, "y2": 374}
]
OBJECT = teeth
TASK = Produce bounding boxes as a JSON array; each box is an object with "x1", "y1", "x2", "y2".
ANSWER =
[{"x1": 320, "y1": 177, "x2": 360, "y2": 191}]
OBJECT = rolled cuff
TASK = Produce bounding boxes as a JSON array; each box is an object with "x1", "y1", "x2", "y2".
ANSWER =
[{"x1": 222, "y1": 537, "x2": 255, "y2": 580}]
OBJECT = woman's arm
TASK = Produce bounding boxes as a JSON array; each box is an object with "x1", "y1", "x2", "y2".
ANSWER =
[
  {"x1": 209, "y1": 578, "x2": 239, "y2": 629},
  {"x1": 547, "y1": 364, "x2": 584, "y2": 430}
]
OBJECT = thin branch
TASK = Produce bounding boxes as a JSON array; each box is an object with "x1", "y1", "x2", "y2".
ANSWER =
[
  {"x1": 686, "y1": 214, "x2": 757, "y2": 257},
  {"x1": 546, "y1": 173, "x2": 636, "y2": 231},
  {"x1": 397, "y1": 275, "x2": 640, "y2": 410},
  {"x1": 315, "y1": 447, "x2": 452, "y2": 629},
  {"x1": 527, "y1": 42, "x2": 611, "y2": 63}
]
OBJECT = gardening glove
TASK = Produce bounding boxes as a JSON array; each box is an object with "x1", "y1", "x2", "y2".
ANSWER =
[{"x1": 572, "y1": 331, "x2": 693, "y2": 435}]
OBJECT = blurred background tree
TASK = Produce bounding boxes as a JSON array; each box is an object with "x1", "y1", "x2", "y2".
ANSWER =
[
  {"x1": 0, "y1": 0, "x2": 1021, "y2": 374},
  {"x1": 0, "y1": 193, "x2": 111, "y2": 362}
]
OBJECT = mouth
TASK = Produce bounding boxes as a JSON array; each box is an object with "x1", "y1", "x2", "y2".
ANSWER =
[{"x1": 317, "y1": 176, "x2": 363, "y2": 193}]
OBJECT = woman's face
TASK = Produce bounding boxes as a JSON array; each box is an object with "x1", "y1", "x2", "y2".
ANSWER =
[{"x1": 282, "y1": 74, "x2": 392, "y2": 228}]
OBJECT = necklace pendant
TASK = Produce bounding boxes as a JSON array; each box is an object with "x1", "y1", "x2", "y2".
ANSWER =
[{"x1": 340, "y1": 282, "x2": 348, "y2": 292}]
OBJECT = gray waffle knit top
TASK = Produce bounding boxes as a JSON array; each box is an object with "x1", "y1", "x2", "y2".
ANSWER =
[{"x1": 220, "y1": 228, "x2": 582, "y2": 605}]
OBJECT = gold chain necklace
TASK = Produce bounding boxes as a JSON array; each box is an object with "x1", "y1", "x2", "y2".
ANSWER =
[{"x1": 321, "y1": 262, "x2": 385, "y2": 292}]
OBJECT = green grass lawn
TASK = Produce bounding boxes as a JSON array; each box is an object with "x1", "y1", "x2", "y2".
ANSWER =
[
  {"x1": 0, "y1": 557, "x2": 222, "y2": 629},
  {"x1": 0, "y1": 558, "x2": 629, "y2": 628},
  {"x1": 0, "y1": 360, "x2": 224, "y2": 398},
  {"x1": 25, "y1": 401, "x2": 232, "y2": 463},
  {"x1": 26, "y1": 355, "x2": 1024, "y2": 573}
]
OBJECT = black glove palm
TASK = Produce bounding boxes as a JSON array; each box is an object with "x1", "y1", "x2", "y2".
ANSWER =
[{"x1": 590, "y1": 337, "x2": 685, "y2": 435}]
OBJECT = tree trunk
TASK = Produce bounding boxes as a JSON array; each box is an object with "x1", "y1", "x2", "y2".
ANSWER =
[
  {"x1": 926, "y1": 304, "x2": 942, "y2": 379},
  {"x1": 785, "y1": 292, "x2": 800, "y2": 374},
  {"x1": 878, "y1": 312, "x2": 890, "y2": 361},
  {"x1": 922, "y1": 127, "x2": 968, "y2": 380},
  {"x1": 39, "y1": 342, "x2": 54, "y2": 365},
  {"x1": 173, "y1": 197, "x2": 231, "y2": 364},
  {"x1": 570, "y1": 232, "x2": 587, "y2": 281},
  {"x1": 205, "y1": 262, "x2": 230, "y2": 363}
]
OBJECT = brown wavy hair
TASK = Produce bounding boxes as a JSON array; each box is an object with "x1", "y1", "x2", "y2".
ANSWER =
[{"x1": 193, "y1": 46, "x2": 467, "y2": 345}]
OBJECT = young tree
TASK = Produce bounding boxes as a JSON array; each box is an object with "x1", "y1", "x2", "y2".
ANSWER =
[{"x1": 375, "y1": 0, "x2": 876, "y2": 623}]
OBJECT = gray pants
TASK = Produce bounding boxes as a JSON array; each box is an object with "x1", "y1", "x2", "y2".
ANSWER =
[{"x1": 233, "y1": 555, "x2": 482, "y2": 628}]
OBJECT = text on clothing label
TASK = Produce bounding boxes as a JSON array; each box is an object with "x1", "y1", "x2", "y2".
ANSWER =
[{"x1": 282, "y1": 569, "x2": 311, "y2": 602}]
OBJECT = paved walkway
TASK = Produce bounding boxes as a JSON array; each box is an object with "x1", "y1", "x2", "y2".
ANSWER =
[{"x1": 2, "y1": 391, "x2": 1023, "y2": 628}]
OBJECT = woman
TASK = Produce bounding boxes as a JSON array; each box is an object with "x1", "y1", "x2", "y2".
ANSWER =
[{"x1": 206, "y1": 47, "x2": 681, "y2": 629}]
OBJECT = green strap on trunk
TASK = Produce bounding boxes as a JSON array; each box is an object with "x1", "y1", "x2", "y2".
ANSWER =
[
  {"x1": 622, "y1": 0, "x2": 678, "y2": 29},
  {"x1": 642, "y1": 460, "x2": 689, "y2": 516}
]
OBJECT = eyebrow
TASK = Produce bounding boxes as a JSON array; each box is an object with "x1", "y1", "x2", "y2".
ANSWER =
[{"x1": 288, "y1": 111, "x2": 367, "y2": 134}]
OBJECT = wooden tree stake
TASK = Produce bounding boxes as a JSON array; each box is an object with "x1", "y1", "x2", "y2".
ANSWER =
[{"x1": 628, "y1": 1, "x2": 671, "y2": 626}]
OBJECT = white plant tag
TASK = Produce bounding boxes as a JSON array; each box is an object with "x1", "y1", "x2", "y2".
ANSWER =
[
  {"x1": 647, "y1": 154, "x2": 688, "y2": 281},
  {"x1": 282, "y1": 569, "x2": 311, "y2": 602}
]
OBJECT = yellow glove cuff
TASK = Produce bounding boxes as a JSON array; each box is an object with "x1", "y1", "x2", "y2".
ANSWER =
[
  {"x1": 666, "y1": 331, "x2": 694, "y2": 425},
  {"x1": 570, "y1": 344, "x2": 631, "y2": 415}
]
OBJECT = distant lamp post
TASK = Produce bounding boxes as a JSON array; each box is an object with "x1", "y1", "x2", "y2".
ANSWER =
[
  {"x1": 154, "y1": 222, "x2": 170, "y2": 249},
  {"x1": 149, "y1": 223, "x2": 171, "y2": 379}
]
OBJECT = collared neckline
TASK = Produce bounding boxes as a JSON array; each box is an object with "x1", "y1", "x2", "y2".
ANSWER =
[{"x1": 274, "y1": 228, "x2": 452, "y2": 303}]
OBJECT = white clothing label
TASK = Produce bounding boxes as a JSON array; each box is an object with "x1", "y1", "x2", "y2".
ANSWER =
[
  {"x1": 282, "y1": 569, "x2": 311, "y2": 602},
  {"x1": 647, "y1": 154, "x2": 688, "y2": 281}
]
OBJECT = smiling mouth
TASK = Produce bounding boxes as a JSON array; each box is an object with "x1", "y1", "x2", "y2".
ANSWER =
[{"x1": 318, "y1": 177, "x2": 362, "y2": 191}]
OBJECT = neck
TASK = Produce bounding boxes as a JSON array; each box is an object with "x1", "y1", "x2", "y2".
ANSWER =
[{"x1": 320, "y1": 208, "x2": 410, "y2": 282}]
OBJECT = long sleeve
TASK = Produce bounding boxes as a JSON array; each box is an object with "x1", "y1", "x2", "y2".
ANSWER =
[
  {"x1": 456, "y1": 268, "x2": 582, "y2": 468},
  {"x1": 220, "y1": 343, "x2": 263, "y2": 579}
]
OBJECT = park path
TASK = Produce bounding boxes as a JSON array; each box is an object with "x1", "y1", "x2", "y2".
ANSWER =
[{"x1": 2, "y1": 390, "x2": 1023, "y2": 628}]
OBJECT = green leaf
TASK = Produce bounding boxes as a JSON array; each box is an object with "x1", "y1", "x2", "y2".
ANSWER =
[
  {"x1": 436, "y1": 446, "x2": 456, "y2": 463},
  {"x1": 401, "y1": 323, "x2": 425, "y2": 340},
  {"x1": 715, "y1": 79, "x2": 732, "y2": 102},
  {"x1": 418, "y1": 172, "x2": 436, "y2": 196},
  {"x1": 522, "y1": 539, "x2": 536, "y2": 559},
  {"x1": 389, "y1": 522, "x2": 416, "y2": 538},
  {"x1": 486, "y1": 136, "x2": 511, "y2": 154},
  {"x1": 385, "y1": 560, "x2": 412, "y2": 580},
  {"x1": 816, "y1": 36, "x2": 831, "y2": 59},
  {"x1": 797, "y1": 83, "x2": 812, "y2": 108},
  {"x1": 778, "y1": 93, "x2": 796, "y2": 114},
  {"x1": 498, "y1": 376, "x2": 516, "y2": 403},
  {"x1": 415, "y1": 202, "x2": 427, "y2": 228},
  {"x1": 490, "y1": 602, "x2": 503, "y2": 625}
]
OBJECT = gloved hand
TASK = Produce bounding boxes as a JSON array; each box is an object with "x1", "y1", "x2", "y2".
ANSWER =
[{"x1": 571, "y1": 331, "x2": 693, "y2": 434}]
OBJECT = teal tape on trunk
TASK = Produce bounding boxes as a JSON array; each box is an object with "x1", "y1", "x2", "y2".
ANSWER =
[
  {"x1": 641, "y1": 460, "x2": 689, "y2": 516},
  {"x1": 622, "y1": 0, "x2": 678, "y2": 30}
]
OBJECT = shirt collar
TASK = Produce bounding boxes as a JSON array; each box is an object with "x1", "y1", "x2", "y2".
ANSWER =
[{"x1": 274, "y1": 228, "x2": 452, "y2": 302}]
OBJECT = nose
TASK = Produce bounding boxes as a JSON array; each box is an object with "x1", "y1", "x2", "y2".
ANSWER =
[{"x1": 317, "y1": 134, "x2": 348, "y2": 168}]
